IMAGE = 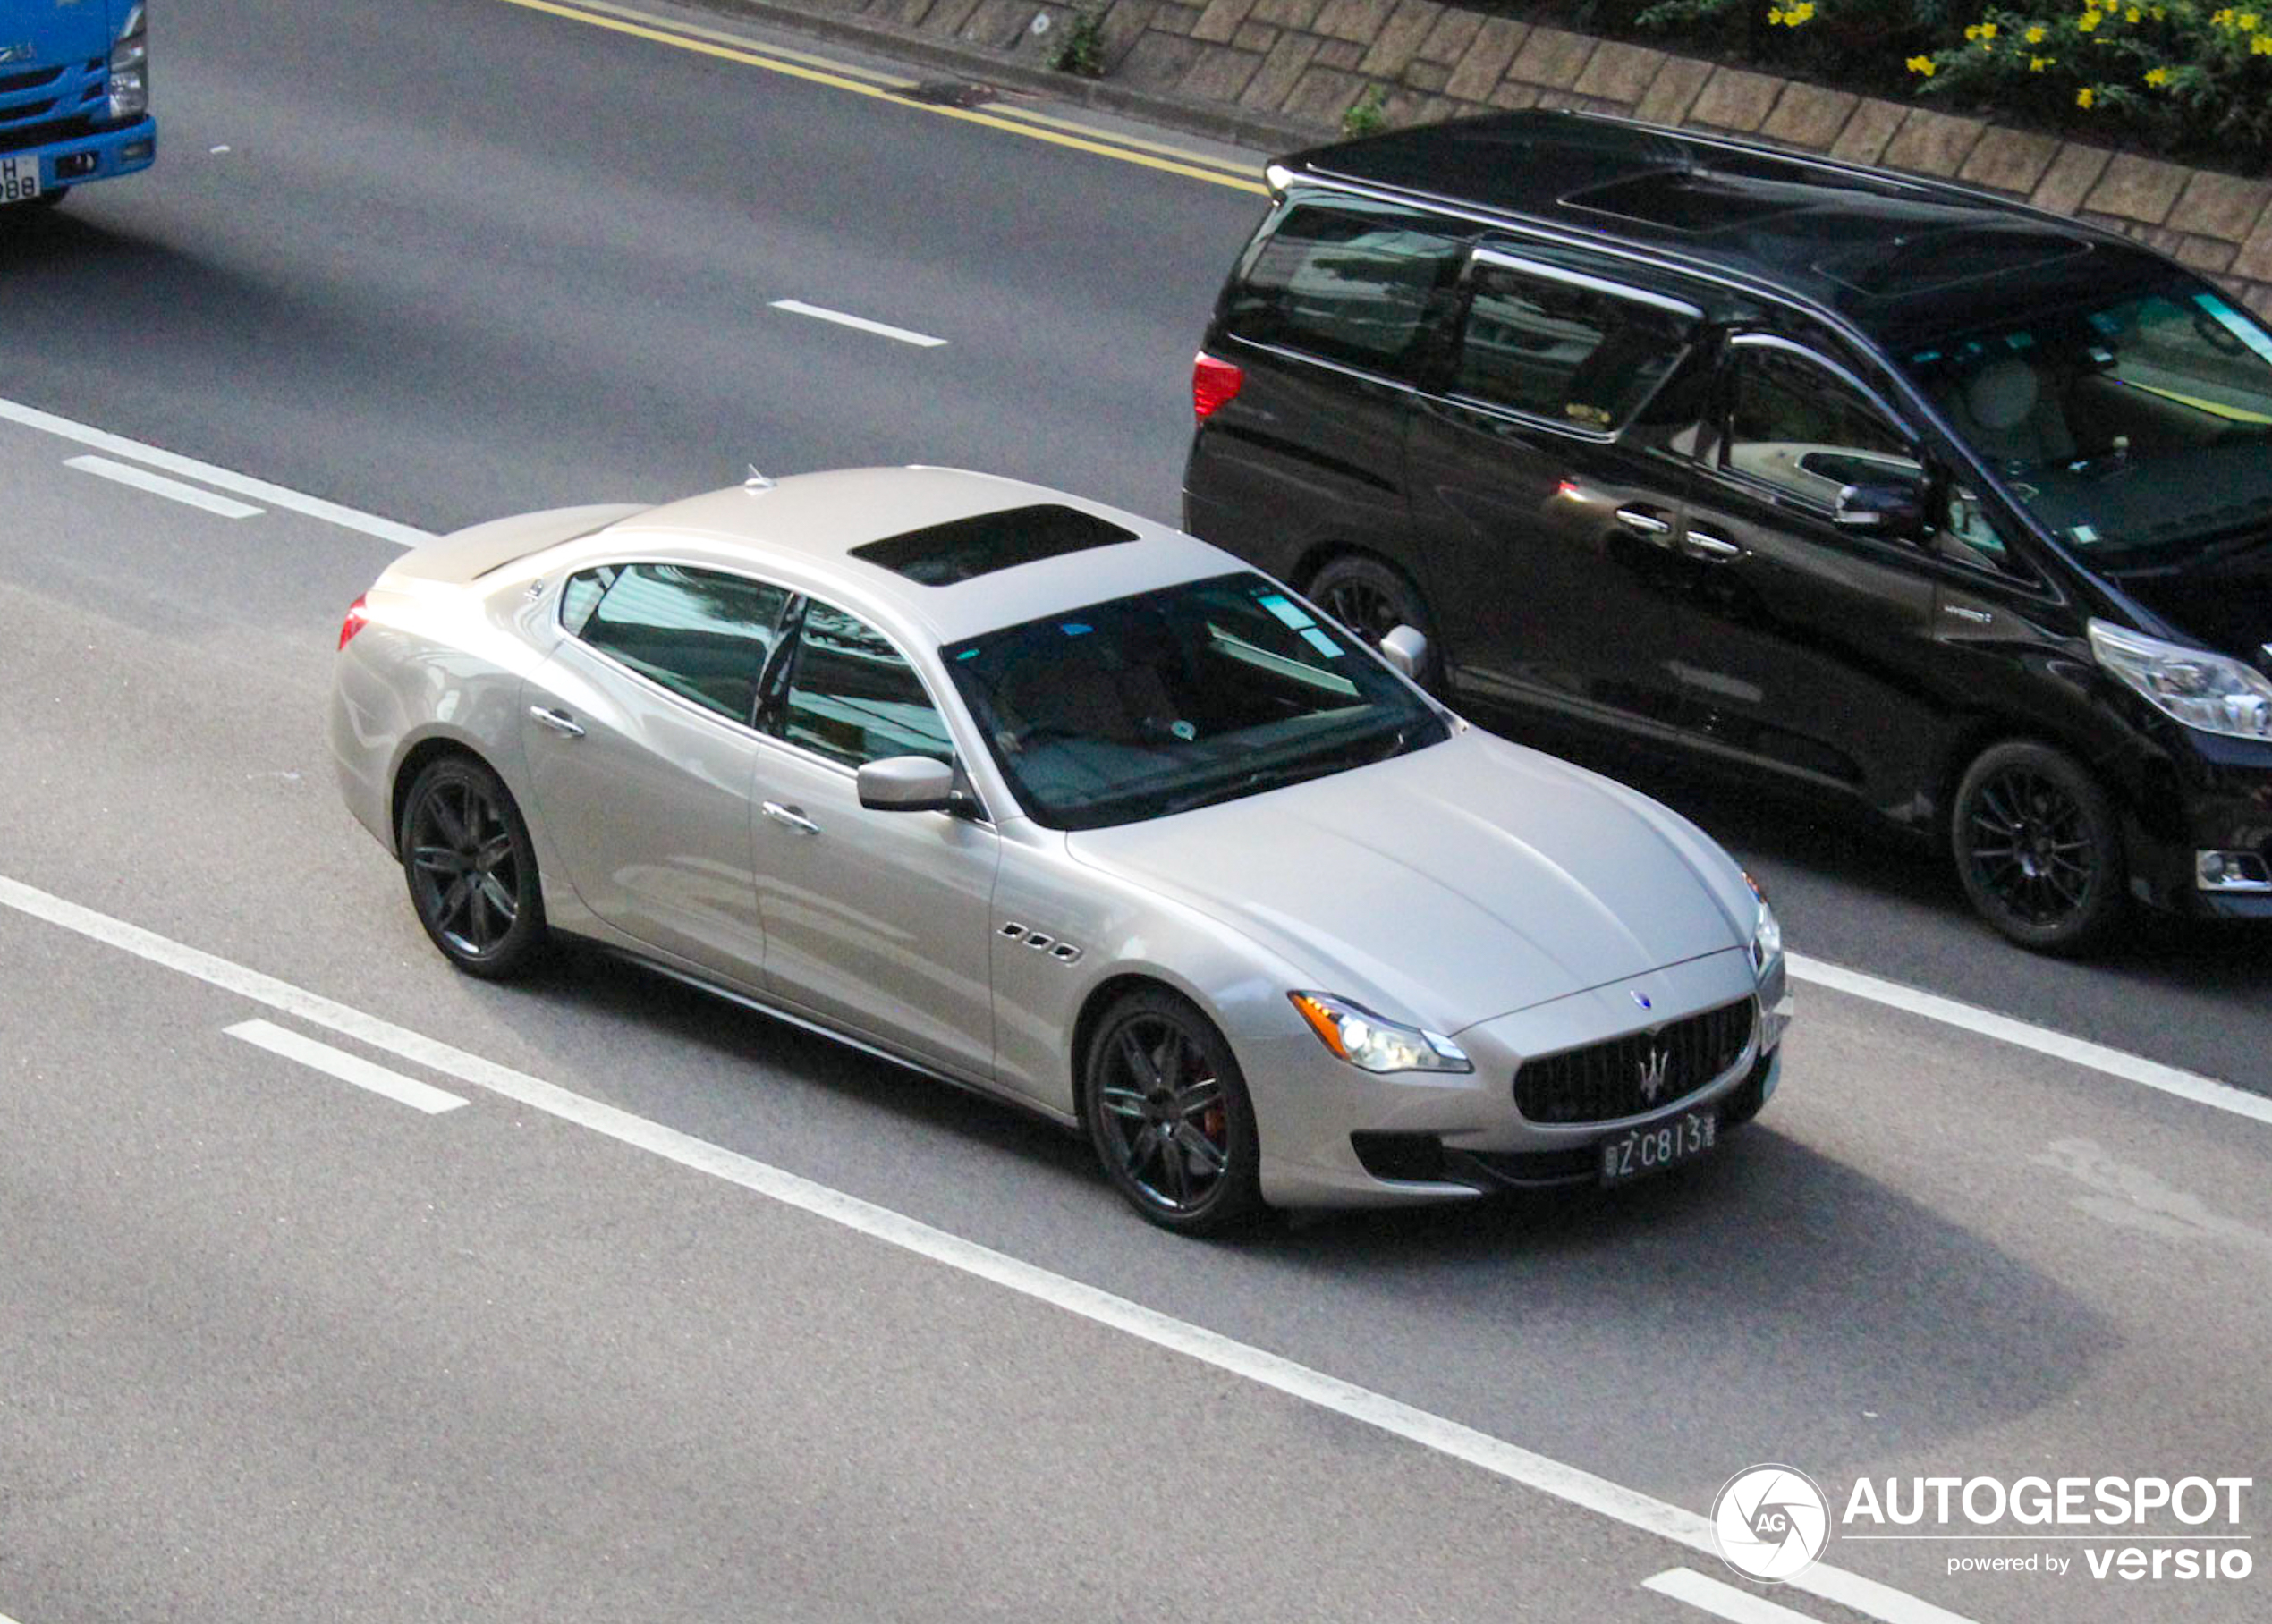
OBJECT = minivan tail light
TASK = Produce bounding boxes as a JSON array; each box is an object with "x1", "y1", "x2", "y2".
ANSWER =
[
  {"x1": 1192, "y1": 352, "x2": 1244, "y2": 423},
  {"x1": 338, "y1": 594, "x2": 370, "y2": 650}
]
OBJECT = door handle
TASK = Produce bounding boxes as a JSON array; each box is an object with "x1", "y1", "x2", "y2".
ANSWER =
[
  {"x1": 1615, "y1": 505, "x2": 1674, "y2": 537},
  {"x1": 529, "y1": 705, "x2": 585, "y2": 738},
  {"x1": 1681, "y1": 530, "x2": 1744, "y2": 562},
  {"x1": 760, "y1": 801, "x2": 820, "y2": 836}
]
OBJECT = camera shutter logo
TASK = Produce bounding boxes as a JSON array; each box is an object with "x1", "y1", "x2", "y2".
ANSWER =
[{"x1": 1712, "y1": 1465, "x2": 1832, "y2": 1581}]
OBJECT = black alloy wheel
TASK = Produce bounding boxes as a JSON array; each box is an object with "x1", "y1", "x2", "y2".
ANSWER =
[
  {"x1": 398, "y1": 755, "x2": 548, "y2": 978},
  {"x1": 1952, "y1": 740, "x2": 2125, "y2": 954},
  {"x1": 1306, "y1": 554, "x2": 1439, "y2": 689},
  {"x1": 1082, "y1": 988, "x2": 1264, "y2": 1236}
]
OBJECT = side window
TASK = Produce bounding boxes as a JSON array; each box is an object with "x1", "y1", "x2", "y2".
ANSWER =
[
  {"x1": 565, "y1": 562, "x2": 788, "y2": 723},
  {"x1": 1452, "y1": 263, "x2": 1691, "y2": 430},
  {"x1": 1720, "y1": 347, "x2": 1923, "y2": 512},
  {"x1": 773, "y1": 600, "x2": 954, "y2": 769},
  {"x1": 1222, "y1": 199, "x2": 1464, "y2": 376}
]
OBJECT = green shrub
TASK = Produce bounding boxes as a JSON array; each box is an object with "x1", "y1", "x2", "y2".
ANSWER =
[
  {"x1": 1049, "y1": 6, "x2": 1106, "y2": 78},
  {"x1": 1907, "y1": 4, "x2": 2272, "y2": 160},
  {"x1": 1343, "y1": 83, "x2": 1391, "y2": 137}
]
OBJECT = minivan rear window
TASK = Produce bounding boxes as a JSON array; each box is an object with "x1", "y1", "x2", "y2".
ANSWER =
[
  {"x1": 1452, "y1": 263, "x2": 1693, "y2": 430},
  {"x1": 1223, "y1": 199, "x2": 1464, "y2": 376}
]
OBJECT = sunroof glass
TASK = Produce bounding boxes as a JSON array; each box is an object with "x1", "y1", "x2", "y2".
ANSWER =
[{"x1": 851, "y1": 504, "x2": 1140, "y2": 586}]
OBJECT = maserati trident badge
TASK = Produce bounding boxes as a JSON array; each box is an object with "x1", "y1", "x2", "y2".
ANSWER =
[{"x1": 1638, "y1": 1045, "x2": 1671, "y2": 1104}]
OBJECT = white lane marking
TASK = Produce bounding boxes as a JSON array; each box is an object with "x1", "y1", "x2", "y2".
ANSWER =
[
  {"x1": 768, "y1": 300, "x2": 947, "y2": 348},
  {"x1": 64, "y1": 454, "x2": 266, "y2": 520},
  {"x1": 225, "y1": 1019, "x2": 469, "y2": 1115},
  {"x1": 0, "y1": 871, "x2": 1975, "y2": 1624},
  {"x1": 1788, "y1": 953, "x2": 2272, "y2": 1129},
  {"x1": 1644, "y1": 1568, "x2": 1824, "y2": 1623},
  {"x1": 0, "y1": 394, "x2": 434, "y2": 548}
]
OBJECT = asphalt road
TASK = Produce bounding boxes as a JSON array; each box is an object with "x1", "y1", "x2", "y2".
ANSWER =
[{"x1": 2, "y1": 2, "x2": 2268, "y2": 1621}]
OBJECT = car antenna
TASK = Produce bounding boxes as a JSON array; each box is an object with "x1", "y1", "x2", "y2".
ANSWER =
[{"x1": 744, "y1": 464, "x2": 776, "y2": 491}]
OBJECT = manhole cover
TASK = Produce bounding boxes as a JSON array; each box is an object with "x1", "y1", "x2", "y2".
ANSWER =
[{"x1": 894, "y1": 80, "x2": 997, "y2": 108}]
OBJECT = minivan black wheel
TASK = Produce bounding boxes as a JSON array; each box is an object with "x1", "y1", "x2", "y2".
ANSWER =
[
  {"x1": 1952, "y1": 741, "x2": 2126, "y2": 954},
  {"x1": 1307, "y1": 554, "x2": 1439, "y2": 689},
  {"x1": 1082, "y1": 987, "x2": 1266, "y2": 1237},
  {"x1": 398, "y1": 755, "x2": 549, "y2": 978}
]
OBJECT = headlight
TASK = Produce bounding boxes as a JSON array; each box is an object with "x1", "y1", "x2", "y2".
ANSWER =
[
  {"x1": 1289, "y1": 992, "x2": 1471, "y2": 1074},
  {"x1": 1744, "y1": 871, "x2": 1783, "y2": 974},
  {"x1": 108, "y1": 4, "x2": 148, "y2": 122},
  {"x1": 2090, "y1": 619, "x2": 2272, "y2": 742}
]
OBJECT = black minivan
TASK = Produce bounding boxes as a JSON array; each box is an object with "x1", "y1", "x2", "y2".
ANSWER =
[{"x1": 1183, "y1": 110, "x2": 2272, "y2": 952}]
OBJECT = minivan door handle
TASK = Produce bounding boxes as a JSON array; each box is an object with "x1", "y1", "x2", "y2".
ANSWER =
[
  {"x1": 1681, "y1": 529, "x2": 1744, "y2": 563},
  {"x1": 760, "y1": 801, "x2": 821, "y2": 836},
  {"x1": 1615, "y1": 505, "x2": 1674, "y2": 540}
]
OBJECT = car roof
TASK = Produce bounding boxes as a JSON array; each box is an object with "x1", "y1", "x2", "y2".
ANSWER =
[
  {"x1": 1280, "y1": 111, "x2": 2178, "y2": 346},
  {"x1": 584, "y1": 466, "x2": 1248, "y2": 646}
]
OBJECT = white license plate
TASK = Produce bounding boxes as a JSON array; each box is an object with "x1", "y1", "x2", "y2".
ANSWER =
[
  {"x1": 1, "y1": 156, "x2": 42, "y2": 205},
  {"x1": 1599, "y1": 1108, "x2": 1717, "y2": 1186}
]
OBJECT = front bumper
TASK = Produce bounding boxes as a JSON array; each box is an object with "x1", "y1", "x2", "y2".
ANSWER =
[
  {"x1": 2115, "y1": 723, "x2": 2272, "y2": 920},
  {"x1": 9, "y1": 117, "x2": 157, "y2": 193},
  {"x1": 1246, "y1": 947, "x2": 1792, "y2": 1208}
]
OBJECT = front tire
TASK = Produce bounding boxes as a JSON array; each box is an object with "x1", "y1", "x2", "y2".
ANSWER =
[
  {"x1": 1951, "y1": 740, "x2": 2126, "y2": 954},
  {"x1": 1307, "y1": 554, "x2": 1439, "y2": 690},
  {"x1": 397, "y1": 755, "x2": 549, "y2": 978},
  {"x1": 1082, "y1": 987, "x2": 1265, "y2": 1236}
]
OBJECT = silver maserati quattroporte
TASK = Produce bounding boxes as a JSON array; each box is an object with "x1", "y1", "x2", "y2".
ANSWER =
[{"x1": 330, "y1": 467, "x2": 1792, "y2": 1232}]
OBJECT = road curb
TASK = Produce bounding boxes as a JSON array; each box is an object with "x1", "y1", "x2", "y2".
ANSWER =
[{"x1": 674, "y1": 0, "x2": 1319, "y2": 156}]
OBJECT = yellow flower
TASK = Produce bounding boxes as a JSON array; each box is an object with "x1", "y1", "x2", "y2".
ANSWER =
[
  {"x1": 1768, "y1": 6, "x2": 1783, "y2": 19},
  {"x1": 2143, "y1": 64, "x2": 2170, "y2": 83},
  {"x1": 2125, "y1": 5, "x2": 2140, "y2": 20},
  {"x1": 1907, "y1": 53, "x2": 1939, "y2": 74},
  {"x1": 1790, "y1": 2, "x2": 1814, "y2": 20},
  {"x1": 2241, "y1": 10, "x2": 2261, "y2": 26},
  {"x1": 2256, "y1": 29, "x2": 2272, "y2": 47},
  {"x1": 2077, "y1": 85, "x2": 2096, "y2": 106},
  {"x1": 2078, "y1": 8, "x2": 2102, "y2": 29},
  {"x1": 2211, "y1": 5, "x2": 2233, "y2": 21},
  {"x1": 2026, "y1": 22, "x2": 2047, "y2": 39}
]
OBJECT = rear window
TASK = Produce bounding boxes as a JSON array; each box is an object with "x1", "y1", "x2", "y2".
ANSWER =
[
  {"x1": 1451, "y1": 261, "x2": 1694, "y2": 431},
  {"x1": 1223, "y1": 198, "x2": 1464, "y2": 376}
]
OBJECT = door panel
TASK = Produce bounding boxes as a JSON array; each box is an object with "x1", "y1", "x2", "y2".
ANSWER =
[
  {"x1": 521, "y1": 638, "x2": 768, "y2": 984},
  {"x1": 752, "y1": 599, "x2": 1000, "y2": 1078}
]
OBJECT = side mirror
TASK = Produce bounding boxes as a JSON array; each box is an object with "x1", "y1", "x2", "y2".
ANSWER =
[
  {"x1": 1378, "y1": 624, "x2": 1428, "y2": 681},
  {"x1": 1834, "y1": 482, "x2": 1926, "y2": 538},
  {"x1": 857, "y1": 756, "x2": 956, "y2": 813}
]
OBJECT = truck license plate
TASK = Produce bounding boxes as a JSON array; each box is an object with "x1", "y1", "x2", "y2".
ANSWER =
[{"x1": 1, "y1": 156, "x2": 41, "y2": 204}]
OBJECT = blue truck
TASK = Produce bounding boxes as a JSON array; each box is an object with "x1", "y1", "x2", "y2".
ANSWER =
[{"x1": 0, "y1": 0, "x2": 153, "y2": 209}]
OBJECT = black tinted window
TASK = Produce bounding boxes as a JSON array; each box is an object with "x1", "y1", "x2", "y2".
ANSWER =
[
  {"x1": 1453, "y1": 263, "x2": 1690, "y2": 429},
  {"x1": 774, "y1": 601, "x2": 954, "y2": 769},
  {"x1": 1225, "y1": 199, "x2": 1463, "y2": 375},
  {"x1": 1721, "y1": 348, "x2": 1920, "y2": 512},
  {"x1": 567, "y1": 563, "x2": 788, "y2": 723}
]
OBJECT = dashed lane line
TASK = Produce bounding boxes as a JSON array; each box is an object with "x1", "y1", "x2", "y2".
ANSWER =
[
  {"x1": 0, "y1": 868, "x2": 1980, "y2": 1624},
  {"x1": 1645, "y1": 1568, "x2": 1830, "y2": 1624},
  {"x1": 1, "y1": 395, "x2": 434, "y2": 548},
  {"x1": 226, "y1": 1019, "x2": 470, "y2": 1114},
  {"x1": 770, "y1": 299, "x2": 949, "y2": 347},
  {"x1": 64, "y1": 454, "x2": 265, "y2": 520}
]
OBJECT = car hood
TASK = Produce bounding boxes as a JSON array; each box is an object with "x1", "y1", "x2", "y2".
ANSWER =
[{"x1": 1064, "y1": 728, "x2": 1753, "y2": 1033}]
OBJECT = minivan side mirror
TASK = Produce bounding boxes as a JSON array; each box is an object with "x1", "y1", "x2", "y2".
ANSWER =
[
  {"x1": 857, "y1": 756, "x2": 957, "y2": 813},
  {"x1": 1834, "y1": 482, "x2": 1926, "y2": 538},
  {"x1": 1378, "y1": 624, "x2": 1428, "y2": 681}
]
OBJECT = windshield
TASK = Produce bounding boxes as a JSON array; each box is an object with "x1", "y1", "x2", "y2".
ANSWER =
[
  {"x1": 942, "y1": 572, "x2": 1447, "y2": 831},
  {"x1": 1899, "y1": 275, "x2": 2272, "y2": 559}
]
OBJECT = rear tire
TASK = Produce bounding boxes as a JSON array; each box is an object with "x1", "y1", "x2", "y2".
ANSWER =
[
  {"x1": 397, "y1": 755, "x2": 549, "y2": 978},
  {"x1": 1081, "y1": 987, "x2": 1266, "y2": 1237},
  {"x1": 1951, "y1": 740, "x2": 2126, "y2": 954},
  {"x1": 1307, "y1": 554, "x2": 1440, "y2": 690}
]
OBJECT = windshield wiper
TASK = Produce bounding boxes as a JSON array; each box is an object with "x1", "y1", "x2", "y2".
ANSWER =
[{"x1": 1157, "y1": 728, "x2": 1412, "y2": 817}]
